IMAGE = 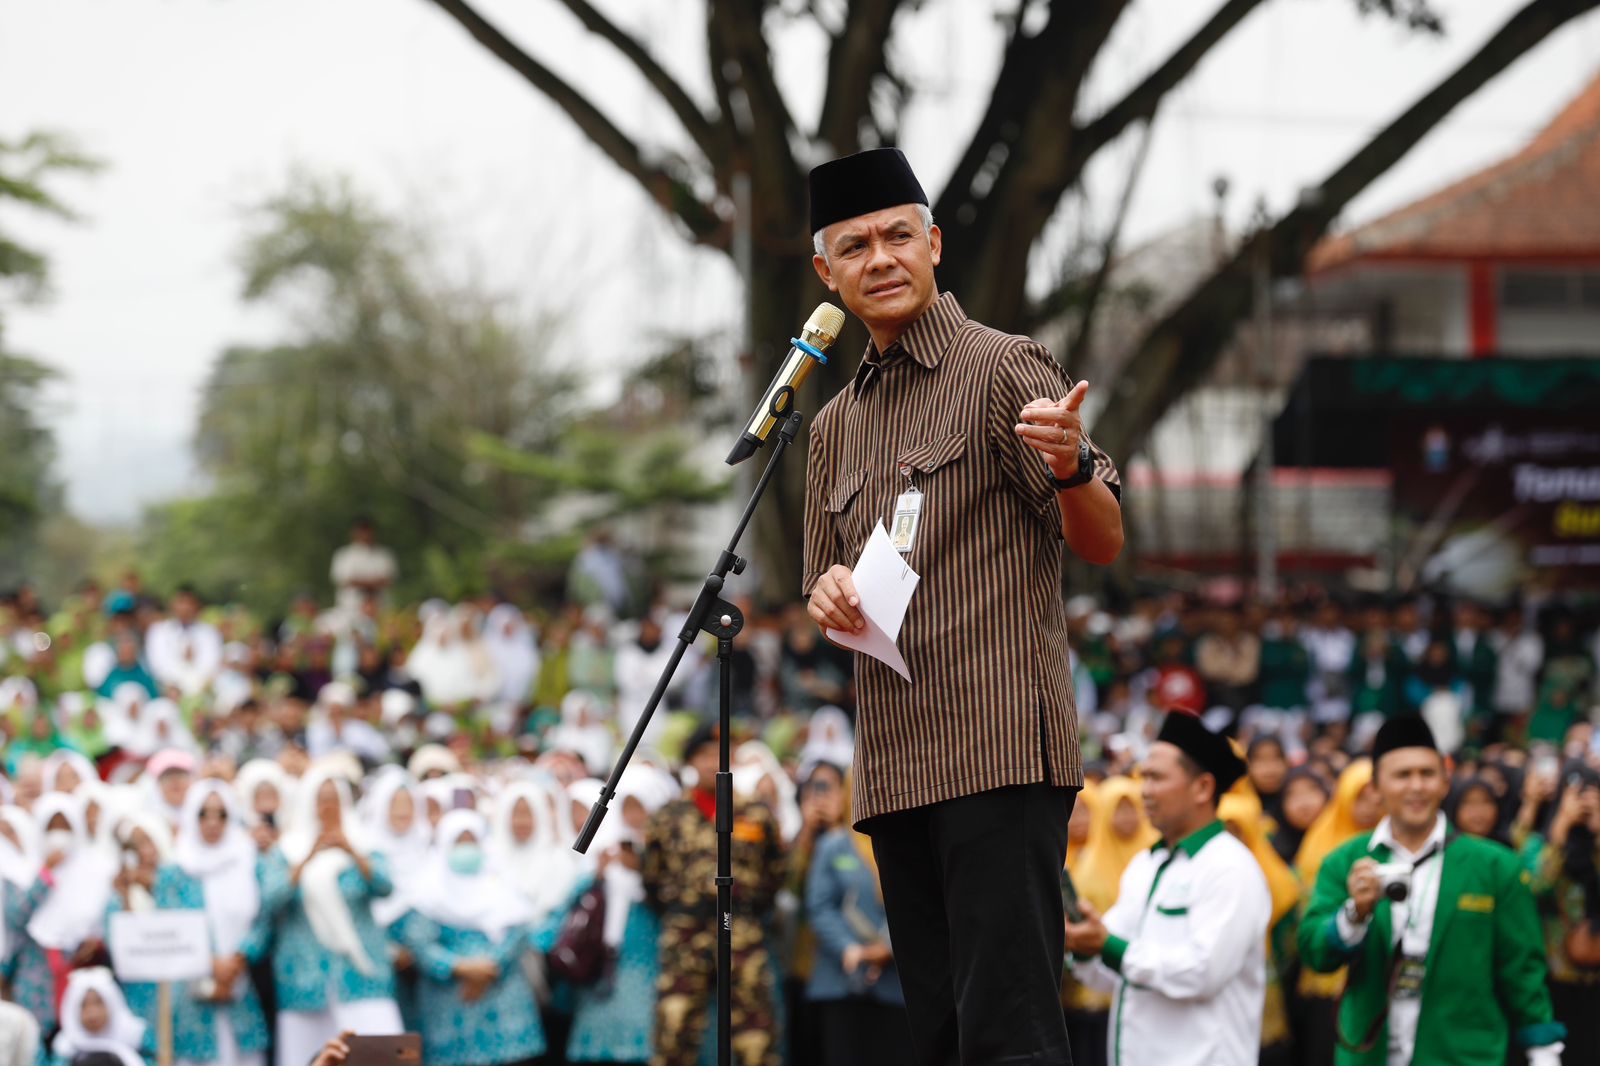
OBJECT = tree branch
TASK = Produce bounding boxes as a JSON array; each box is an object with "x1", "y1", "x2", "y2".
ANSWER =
[
  {"x1": 424, "y1": 0, "x2": 727, "y2": 248},
  {"x1": 550, "y1": 0, "x2": 726, "y2": 177},
  {"x1": 1062, "y1": 115, "x2": 1156, "y2": 378},
  {"x1": 1090, "y1": 0, "x2": 1600, "y2": 465},
  {"x1": 815, "y1": 0, "x2": 905, "y2": 155},
  {"x1": 1067, "y1": 0, "x2": 1268, "y2": 181},
  {"x1": 933, "y1": 0, "x2": 1127, "y2": 230}
]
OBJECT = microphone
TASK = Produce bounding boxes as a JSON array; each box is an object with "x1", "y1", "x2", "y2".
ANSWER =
[{"x1": 725, "y1": 302, "x2": 847, "y2": 465}]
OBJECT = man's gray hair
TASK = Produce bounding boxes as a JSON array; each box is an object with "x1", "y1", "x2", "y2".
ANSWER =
[{"x1": 812, "y1": 203, "x2": 935, "y2": 261}]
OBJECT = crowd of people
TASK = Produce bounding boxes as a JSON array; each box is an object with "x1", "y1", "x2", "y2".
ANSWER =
[{"x1": 0, "y1": 533, "x2": 1598, "y2": 1065}]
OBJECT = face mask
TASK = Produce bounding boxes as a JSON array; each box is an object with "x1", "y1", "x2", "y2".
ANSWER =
[
  {"x1": 447, "y1": 843, "x2": 484, "y2": 876},
  {"x1": 45, "y1": 830, "x2": 75, "y2": 856}
]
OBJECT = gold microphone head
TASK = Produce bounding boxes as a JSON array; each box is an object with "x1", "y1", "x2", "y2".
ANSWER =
[{"x1": 799, "y1": 302, "x2": 847, "y2": 351}]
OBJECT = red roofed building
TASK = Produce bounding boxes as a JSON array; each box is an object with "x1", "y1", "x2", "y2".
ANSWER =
[{"x1": 1306, "y1": 71, "x2": 1600, "y2": 357}]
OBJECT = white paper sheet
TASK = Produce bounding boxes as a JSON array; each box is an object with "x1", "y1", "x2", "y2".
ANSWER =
[{"x1": 825, "y1": 522, "x2": 920, "y2": 682}]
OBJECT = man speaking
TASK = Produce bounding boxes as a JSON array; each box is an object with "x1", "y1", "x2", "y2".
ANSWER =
[{"x1": 801, "y1": 147, "x2": 1123, "y2": 1064}]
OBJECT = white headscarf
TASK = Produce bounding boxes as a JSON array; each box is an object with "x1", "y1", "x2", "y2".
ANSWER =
[
  {"x1": 27, "y1": 793, "x2": 116, "y2": 951},
  {"x1": 485, "y1": 604, "x2": 541, "y2": 707},
  {"x1": 114, "y1": 811, "x2": 174, "y2": 914},
  {"x1": 489, "y1": 778, "x2": 588, "y2": 926},
  {"x1": 277, "y1": 767, "x2": 382, "y2": 977},
  {"x1": 545, "y1": 690, "x2": 615, "y2": 776},
  {"x1": 732, "y1": 739, "x2": 802, "y2": 843},
  {"x1": 52, "y1": 967, "x2": 146, "y2": 1066},
  {"x1": 102, "y1": 684, "x2": 150, "y2": 753},
  {"x1": 415, "y1": 810, "x2": 533, "y2": 942},
  {"x1": 359, "y1": 770, "x2": 431, "y2": 928},
  {"x1": 234, "y1": 759, "x2": 293, "y2": 830},
  {"x1": 586, "y1": 768, "x2": 668, "y2": 950},
  {"x1": 0, "y1": 807, "x2": 39, "y2": 888},
  {"x1": 798, "y1": 705, "x2": 854, "y2": 773},
  {"x1": 0, "y1": 807, "x2": 38, "y2": 965},
  {"x1": 40, "y1": 751, "x2": 97, "y2": 796},
  {"x1": 175, "y1": 781, "x2": 260, "y2": 965},
  {"x1": 0, "y1": 678, "x2": 38, "y2": 714},
  {"x1": 140, "y1": 699, "x2": 197, "y2": 756}
]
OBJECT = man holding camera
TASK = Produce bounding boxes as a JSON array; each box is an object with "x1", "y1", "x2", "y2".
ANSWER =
[{"x1": 1300, "y1": 717, "x2": 1564, "y2": 1065}]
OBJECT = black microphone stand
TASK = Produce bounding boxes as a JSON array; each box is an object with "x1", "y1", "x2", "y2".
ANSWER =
[{"x1": 574, "y1": 409, "x2": 804, "y2": 1066}]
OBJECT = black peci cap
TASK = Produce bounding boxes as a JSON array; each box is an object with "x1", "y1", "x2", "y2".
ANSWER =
[
  {"x1": 808, "y1": 147, "x2": 929, "y2": 235},
  {"x1": 1156, "y1": 711, "x2": 1248, "y2": 796}
]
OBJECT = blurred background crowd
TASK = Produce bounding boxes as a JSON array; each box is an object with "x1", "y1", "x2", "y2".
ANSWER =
[{"x1": 0, "y1": 519, "x2": 1597, "y2": 1065}]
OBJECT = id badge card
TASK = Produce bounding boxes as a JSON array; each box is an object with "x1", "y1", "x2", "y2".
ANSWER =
[
  {"x1": 890, "y1": 465, "x2": 924, "y2": 555},
  {"x1": 1394, "y1": 954, "x2": 1427, "y2": 1000}
]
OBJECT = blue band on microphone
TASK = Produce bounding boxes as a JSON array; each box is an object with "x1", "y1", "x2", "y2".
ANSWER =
[{"x1": 791, "y1": 338, "x2": 828, "y2": 364}]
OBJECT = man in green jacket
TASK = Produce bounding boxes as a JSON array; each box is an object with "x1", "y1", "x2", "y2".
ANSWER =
[{"x1": 1299, "y1": 715, "x2": 1564, "y2": 1065}]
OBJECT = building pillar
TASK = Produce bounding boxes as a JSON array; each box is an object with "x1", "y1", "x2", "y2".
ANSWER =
[{"x1": 1468, "y1": 259, "x2": 1498, "y2": 357}]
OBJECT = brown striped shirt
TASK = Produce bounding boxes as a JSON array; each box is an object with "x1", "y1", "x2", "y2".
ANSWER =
[{"x1": 802, "y1": 291, "x2": 1122, "y2": 825}]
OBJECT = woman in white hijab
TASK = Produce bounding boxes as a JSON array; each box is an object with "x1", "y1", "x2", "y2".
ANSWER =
[
  {"x1": 168, "y1": 780, "x2": 271, "y2": 1066},
  {"x1": 798, "y1": 705, "x2": 855, "y2": 773},
  {"x1": 51, "y1": 967, "x2": 147, "y2": 1066},
  {"x1": 733, "y1": 739, "x2": 803, "y2": 844},
  {"x1": 358, "y1": 771, "x2": 431, "y2": 930},
  {"x1": 233, "y1": 760, "x2": 292, "y2": 856},
  {"x1": 488, "y1": 778, "x2": 588, "y2": 928},
  {"x1": 40, "y1": 752, "x2": 97, "y2": 797},
  {"x1": 544, "y1": 691, "x2": 615, "y2": 778},
  {"x1": 564, "y1": 767, "x2": 669, "y2": 1064},
  {"x1": 13, "y1": 793, "x2": 116, "y2": 1033},
  {"x1": 0, "y1": 807, "x2": 38, "y2": 974},
  {"x1": 390, "y1": 809, "x2": 544, "y2": 1066},
  {"x1": 102, "y1": 683, "x2": 151, "y2": 754},
  {"x1": 260, "y1": 767, "x2": 401, "y2": 1066},
  {"x1": 483, "y1": 604, "x2": 540, "y2": 709}
]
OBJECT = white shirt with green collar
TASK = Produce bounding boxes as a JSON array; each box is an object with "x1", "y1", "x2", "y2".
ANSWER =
[{"x1": 1073, "y1": 819, "x2": 1269, "y2": 1066}]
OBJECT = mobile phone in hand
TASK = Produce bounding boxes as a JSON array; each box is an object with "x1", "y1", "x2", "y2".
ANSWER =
[{"x1": 345, "y1": 1035, "x2": 421, "y2": 1066}]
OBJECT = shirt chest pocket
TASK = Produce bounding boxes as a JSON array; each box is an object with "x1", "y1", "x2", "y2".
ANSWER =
[
  {"x1": 825, "y1": 467, "x2": 871, "y2": 550},
  {"x1": 897, "y1": 432, "x2": 967, "y2": 479}
]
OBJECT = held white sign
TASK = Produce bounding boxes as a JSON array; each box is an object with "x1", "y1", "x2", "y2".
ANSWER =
[{"x1": 109, "y1": 911, "x2": 213, "y2": 983}]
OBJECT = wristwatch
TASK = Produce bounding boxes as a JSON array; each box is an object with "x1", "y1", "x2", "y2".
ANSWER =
[{"x1": 1050, "y1": 440, "x2": 1095, "y2": 491}]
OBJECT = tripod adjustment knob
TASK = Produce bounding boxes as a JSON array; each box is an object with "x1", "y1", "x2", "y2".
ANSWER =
[{"x1": 731, "y1": 555, "x2": 747, "y2": 575}]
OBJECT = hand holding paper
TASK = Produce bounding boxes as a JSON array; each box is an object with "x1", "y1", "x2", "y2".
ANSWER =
[{"x1": 825, "y1": 522, "x2": 920, "y2": 682}]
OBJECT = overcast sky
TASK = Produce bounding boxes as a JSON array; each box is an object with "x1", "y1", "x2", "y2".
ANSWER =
[{"x1": 4, "y1": 0, "x2": 1597, "y2": 524}]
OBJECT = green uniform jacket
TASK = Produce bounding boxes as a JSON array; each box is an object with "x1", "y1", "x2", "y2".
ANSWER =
[{"x1": 1297, "y1": 827, "x2": 1563, "y2": 1066}]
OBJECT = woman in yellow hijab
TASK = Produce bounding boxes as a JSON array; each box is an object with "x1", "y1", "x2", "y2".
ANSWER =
[
  {"x1": 1062, "y1": 776, "x2": 1158, "y2": 1066},
  {"x1": 1070, "y1": 775, "x2": 1160, "y2": 913},
  {"x1": 1290, "y1": 759, "x2": 1383, "y2": 1066},
  {"x1": 1222, "y1": 790, "x2": 1302, "y2": 1063},
  {"x1": 1293, "y1": 758, "x2": 1380, "y2": 885}
]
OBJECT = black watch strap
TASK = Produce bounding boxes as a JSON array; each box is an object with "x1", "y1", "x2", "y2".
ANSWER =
[{"x1": 1050, "y1": 440, "x2": 1094, "y2": 491}]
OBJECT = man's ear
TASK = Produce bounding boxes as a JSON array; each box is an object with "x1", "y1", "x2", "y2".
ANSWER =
[
  {"x1": 928, "y1": 223, "x2": 942, "y2": 268},
  {"x1": 812, "y1": 253, "x2": 837, "y2": 292}
]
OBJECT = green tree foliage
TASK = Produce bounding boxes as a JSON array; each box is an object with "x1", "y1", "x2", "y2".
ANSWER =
[
  {"x1": 0, "y1": 132, "x2": 100, "y2": 586},
  {"x1": 147, "y1": 174, "x2": 730, "y2": 611}
]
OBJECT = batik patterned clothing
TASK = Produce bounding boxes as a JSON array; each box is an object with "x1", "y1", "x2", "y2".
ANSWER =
[
  {"x1": 107, "y1": 865, "x2": 271, "y2": 1062},
  {"x1": 564, "y1": 880, "x2": 659, "y2": 1064},
  {"x1": 256, "y1": 849, "x2": 396, "y2": 1011},
  {"x1": 642, "y1": 796, "x2": 785, "y2": 1066},
  {"x1": 1, "y1": 878, "x2": 56, "y2": 1031},
  {"x1": 387, "y1": 911, "x2": 544, "y2": 1066}
]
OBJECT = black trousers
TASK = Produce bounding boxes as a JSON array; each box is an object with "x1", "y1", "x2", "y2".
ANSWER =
[
  {"x1": 818, "y1": 998, "x2": 917, "y2": 1066},
  {"x1": 864, "y1": 783, "x2": 1075, "y2": 1066}
]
